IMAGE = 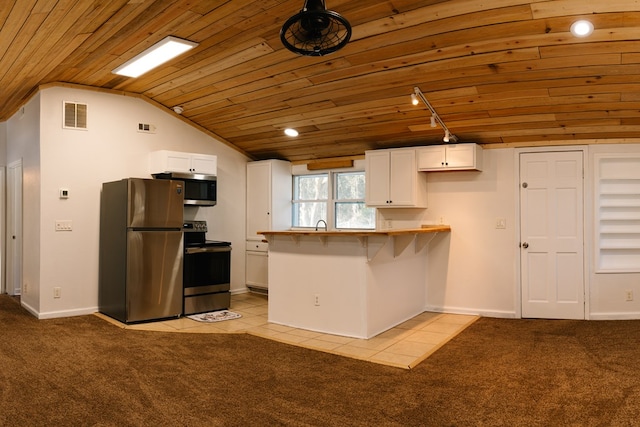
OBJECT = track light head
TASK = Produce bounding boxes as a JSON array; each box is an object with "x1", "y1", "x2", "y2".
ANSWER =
[
  {"x1": 443, "y1": 130, "x2": 450, "y2": 143},
  {"x1": 411, "y1": 93, "x2": 419, "y2": 106},
  {"x1": 430, "y1": 115, "x2": 436, "y2": 128}
]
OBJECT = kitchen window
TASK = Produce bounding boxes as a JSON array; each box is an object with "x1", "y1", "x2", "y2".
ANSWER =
[{"x1": 292, "y1": 171, "x2": 375, "y2": 230}]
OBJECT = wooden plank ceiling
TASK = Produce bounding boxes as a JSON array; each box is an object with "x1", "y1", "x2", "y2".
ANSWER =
[{"x1": 2, "y1": 0, "x2": 640, "y2": 161}]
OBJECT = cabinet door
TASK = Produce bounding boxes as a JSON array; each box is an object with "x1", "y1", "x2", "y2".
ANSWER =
[
  {"x1": 389, "y1": 150, "x2": 417, "y2": 206},
  {"x1": 150, "y1": 150, "x2": 217, "y2": 174},
  {"x1": 190, "y1": 154, "x2": 217, "y2": 174},
  {"x1": 246, "y1": 162, "x2": 272, "y2": 239},
  {"x1": 246, "y1": 250, "x2": 268, "y2": 289},
  {"x1": 365, "y1": 151, "x2": 391, "y2": 206},
  {"x1": 159, "y1": 151, "x2": 192, "y2": 173},
  {"x1": 417, "y1": 146, "x2": 446, "y2": 170},
  {"x1": 445, "y1": 144, "x2": 475, "y2": 169}
]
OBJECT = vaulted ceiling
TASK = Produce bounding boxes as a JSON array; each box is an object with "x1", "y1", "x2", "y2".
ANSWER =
[{"x1": 2, "y1": 1, "x2": 640, "y2": 161}]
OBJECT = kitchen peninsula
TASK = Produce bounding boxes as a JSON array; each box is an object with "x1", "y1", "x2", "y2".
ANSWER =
[{"x1": 260, "y1": 226, "x2": 450, "y2": 339}]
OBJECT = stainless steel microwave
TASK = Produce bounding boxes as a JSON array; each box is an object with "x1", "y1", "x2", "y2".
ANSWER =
[{"x1": 152, "y1": 172, "x2": 217, "y2": 206}]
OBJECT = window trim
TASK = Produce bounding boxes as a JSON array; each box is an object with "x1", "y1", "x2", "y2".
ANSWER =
[
  {"x1": 291, "y1": 173, "x2": 329, "y2": 229},
  {"x1": 291, "y1": 163, "x2": 375, "y2": 231}
]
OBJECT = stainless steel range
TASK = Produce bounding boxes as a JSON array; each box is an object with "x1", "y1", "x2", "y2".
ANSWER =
[{"x1": 182, "y1": 220, "x2": 231, "y2": 315}]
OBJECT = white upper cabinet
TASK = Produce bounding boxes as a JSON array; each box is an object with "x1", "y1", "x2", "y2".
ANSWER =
[
  {"x1": 365, "y1": 148, "x2": 427, "y2": 208},
  {"x1": 246, "y1": 159, "x2": 292, "y2": 240},
  {"x1": 417, "y1": 143, "x2": 483, "y2": 171},
  {"x1": 149, "y1": 150, "x2": 217, "y2": 175}
]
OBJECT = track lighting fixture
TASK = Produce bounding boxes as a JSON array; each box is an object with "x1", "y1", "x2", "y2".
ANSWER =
[{"x1": 411, "y1": 86, "x2": 457, "y2": 143}]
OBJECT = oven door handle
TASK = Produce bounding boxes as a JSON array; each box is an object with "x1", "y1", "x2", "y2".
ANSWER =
[{"x1": 185, "y1": 246, "x2": 231, "y2": 254}]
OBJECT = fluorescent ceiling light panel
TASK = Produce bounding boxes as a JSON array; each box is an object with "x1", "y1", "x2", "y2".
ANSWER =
[{"x1": 113, "y1": 36, "x2": 198, "y2": 78}]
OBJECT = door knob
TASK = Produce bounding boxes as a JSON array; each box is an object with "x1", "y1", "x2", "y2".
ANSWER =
[
  {"x1": 522, "y1": 242, "x2": 529, "y2": 249},
  {"x1": 522, "y1": 182, "x2": 528, "y2": 188}
]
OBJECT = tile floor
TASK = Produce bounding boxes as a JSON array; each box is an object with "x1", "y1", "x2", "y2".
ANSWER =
[{"x1": 95, "y1": 292, "x2": 478, "y2": 369}]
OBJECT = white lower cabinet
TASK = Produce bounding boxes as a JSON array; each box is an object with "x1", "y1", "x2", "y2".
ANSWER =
[
  {"x1": 417, "y1": 143, "x2": 482, "y2": 171},
  {"x1": 246, "y1": 241, "x2": 268, "y2": 291}
]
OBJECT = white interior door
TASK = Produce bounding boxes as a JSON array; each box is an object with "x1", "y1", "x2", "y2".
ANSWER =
[
  {"x1": 520, "y1": 151, "x2": 584, "y2": 319},
  {"x1": 6, "y1": 160, "x2": 23, "y2": 296}
]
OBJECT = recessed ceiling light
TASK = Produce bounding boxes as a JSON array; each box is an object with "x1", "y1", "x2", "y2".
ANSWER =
[
  {"x1": 284, "y1": 128, "x2": 299, "y2": 137},
  {"x1": 570, "y1": 20, "x2": 594, "y2": 38},
  {"x1": 113, "y1": 36, "x2": 198, "y2": 78}
]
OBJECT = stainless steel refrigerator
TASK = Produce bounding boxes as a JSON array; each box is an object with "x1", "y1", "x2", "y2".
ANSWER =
[{"x1": 99, "y1": 178, "x2": 184, "y2": 323}]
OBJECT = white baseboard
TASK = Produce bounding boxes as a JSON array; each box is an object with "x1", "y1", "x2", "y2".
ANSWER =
[
  {"x1": 20, "y1": 300, "x2": 38, "y2": 318},
  {"x1": 588, "y1": 312, "x2": 640, "y2": 320},
  {"x1": 36, "y1": 306, "x2": 99, "y2": 320},
  {"x1": 424, "y1": 305, "x2": 517, "y2": 319}
]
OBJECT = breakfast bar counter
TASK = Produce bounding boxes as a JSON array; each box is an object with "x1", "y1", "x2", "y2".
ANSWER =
[
  {"x1": 259, "y1": 226, "x2": 450, "y2": 339},
  {"x1": 260, "y1": 226, "x2": 450, "y2": 260}
]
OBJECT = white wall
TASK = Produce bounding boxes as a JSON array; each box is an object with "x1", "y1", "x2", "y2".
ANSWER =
[
  {"x1": 0, "y1": 121, "x2": 7, "y2": 165},
  {"x1": 7, "y1": 86, "x2": 249, "y2": 318},
  {"x1": 422, "y1": 148, "x2": 517, "y2": 317},
  {"x1": 6, "y1": 95, "x2": 41, "y2": 313}
]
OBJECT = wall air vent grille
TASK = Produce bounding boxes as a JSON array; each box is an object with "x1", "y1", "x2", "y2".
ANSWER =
[
  {"x1": 138, "y1": 123, "x2": 156, "y2": 133},
  {"x1": 63, "y1": 101, "x2": 87, "y2": 130}
]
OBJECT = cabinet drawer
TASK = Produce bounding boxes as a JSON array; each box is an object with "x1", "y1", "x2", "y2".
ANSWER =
[{"x1": 246, "y1": 241, "x2": 269, "y2": 252}]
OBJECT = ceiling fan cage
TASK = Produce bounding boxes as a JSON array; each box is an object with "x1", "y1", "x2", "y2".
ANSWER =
[{"x1": 280, "y1": 1, "x2": 351, "y2": 56}]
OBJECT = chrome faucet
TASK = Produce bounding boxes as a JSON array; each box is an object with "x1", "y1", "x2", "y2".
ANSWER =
[{"x1": 315, "y1": 219, "x2": 327, "y2": 231}]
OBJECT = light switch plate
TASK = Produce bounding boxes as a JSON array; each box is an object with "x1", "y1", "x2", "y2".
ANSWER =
[{"x1": 55, "y1": 220, "x2": 72, "y2": 231}]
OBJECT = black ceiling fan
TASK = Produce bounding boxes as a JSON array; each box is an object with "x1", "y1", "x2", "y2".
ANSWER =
[{"x1": 280, "y1": 0, "x2": 351, "y2": 57}]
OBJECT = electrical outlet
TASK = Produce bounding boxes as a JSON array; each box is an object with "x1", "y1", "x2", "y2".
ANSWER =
[
  {"x1": 625, "y1": 290, "x2": 633, "y2": 302},
  {"x1": 314, "y1": 294, "x2": 320, "y2": 306},
  {"x1": 23, "y1": 283, "x2": 28, "y2": 295},
  {"x1": 54, "y1": 287, "x2": 61, "y2": 299}
]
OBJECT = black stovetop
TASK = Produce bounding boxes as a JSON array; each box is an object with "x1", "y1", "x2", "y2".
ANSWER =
[{"x1": 183, "y1": 220, "x2": 230, "y2": 248}]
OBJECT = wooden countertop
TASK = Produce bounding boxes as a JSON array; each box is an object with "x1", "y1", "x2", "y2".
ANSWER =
[
  {"x1": 259, "y1": 226, "x2": 450, "y2": 260},
  {"x1": 258, "y1": 225, "x2": 451, "y2": 237}
]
